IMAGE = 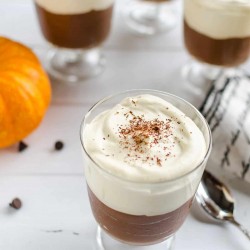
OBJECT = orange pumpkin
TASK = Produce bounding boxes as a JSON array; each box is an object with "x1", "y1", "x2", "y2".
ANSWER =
[{"x1": 0, "y1": 37, "x2": 51, "y2": 148}]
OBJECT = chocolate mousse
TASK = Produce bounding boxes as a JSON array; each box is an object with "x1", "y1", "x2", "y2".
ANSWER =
[
  {"x1": 81, "y1": 93, "x2": 209, "y2": 245},
  {"x1": 34, "y1": 1, "x2": 113, "y2": 49},
  {"x1": 88, "y1": 187, "x2": 193, "y2": 244},
  {"x1": 184, "y1": 20, "x2": 250, "y2": 67},
  {"x1": 184, "y1": 0, "x2": 250, "y2": 67}
]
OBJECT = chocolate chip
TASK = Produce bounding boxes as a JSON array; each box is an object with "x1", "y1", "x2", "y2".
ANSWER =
[
  {"x1": 9, "y1": 198, "x2": 22, "y2": 209},
  {"x1": 55, "y1": 141, "x2": 64, "y2": 151},
  {"x1": 18, "y1": 141, "x2": 28, "y2": 152}
]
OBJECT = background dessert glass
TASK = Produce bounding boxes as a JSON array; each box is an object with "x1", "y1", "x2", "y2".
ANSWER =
[
  {"x1": 34, "y1": 0, "x2": 114, "y2": 82},
  {"x1": 183, "y1": 0, "x2": 250, "y2": 88},
  {"x1": 80, "y1": 89, "x2": 212, "y2": 250},
  {"x1": 123, "y1": 0, "x2": 177, "y2": 35}
]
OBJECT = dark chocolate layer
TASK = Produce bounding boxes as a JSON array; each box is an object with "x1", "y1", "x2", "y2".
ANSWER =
[
  {"x1": 184, "y1": 20, "x2": 250, "y2": 67},
  {"x1": 88, "y1": 186, "x2": 193, "y2": 245},
  {"x1": 35, "y1": 4, "x2": 113, "y2": 49}
]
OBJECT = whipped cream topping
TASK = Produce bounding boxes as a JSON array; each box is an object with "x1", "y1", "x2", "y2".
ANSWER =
[
  {"x1": 82, "y1": 94, "x2": 208, "y2": 215},
  {"x1": 84, "y1": 94, "x2": 206, "y2": 183},
  {"x1": 184, "y1": 0, "x2": 250, "y2": 39},
  {"x1": 35, "y1": 0, "x2": 114, "y2": 15}
]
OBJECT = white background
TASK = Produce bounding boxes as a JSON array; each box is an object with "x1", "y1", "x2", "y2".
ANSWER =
[{"x1": 0, "y1": 0, "x2": 250, "y2": 249}]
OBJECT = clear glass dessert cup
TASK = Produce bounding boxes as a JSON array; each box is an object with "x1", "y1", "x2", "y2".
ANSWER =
[
  {"x1": 123, "y1": 0, "x2": 177, "y2": 36},
  {"x1": 182, "y1": 0, "x2": 250, "y2": 92},
  {"x1": 80, "y1": 89, "x2": 212, "y2": 250},
  {"x1": 33, "y1": 0, "x2": 114, "y2": 83},
  {"x1": 46, "y1": 47, "x2": 106, "y2": 83}
]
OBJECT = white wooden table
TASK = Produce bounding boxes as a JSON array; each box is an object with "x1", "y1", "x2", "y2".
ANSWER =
[{"x1": 0, "y1": 1, "x2": 250, "y2": 249}]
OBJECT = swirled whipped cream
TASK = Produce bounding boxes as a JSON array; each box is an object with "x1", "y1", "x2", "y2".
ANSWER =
[
  {"x1": 35, "y1": 0, "x2": 114, "y2": 15},
  {"x1": 83, "y1": 94, "x2": 206, "y2": 183},
  {"x1": 184, "y1": 0, "x2": 250, "y2": 39}
]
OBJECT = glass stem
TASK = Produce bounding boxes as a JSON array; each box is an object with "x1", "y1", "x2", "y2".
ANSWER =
[{"x1": 152, "y1": 3, "x2": 161, "y2": 20}]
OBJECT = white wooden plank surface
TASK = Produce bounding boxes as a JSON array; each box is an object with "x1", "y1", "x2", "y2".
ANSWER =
[
  {"x1": 0, "y1": 0, "x2": 250, "y2": 250},
  {"x1": 0, "y1": 176, "x2": 249, "y2": 250},
  {"x1": 0, "y1": 106, "x2": 86, "y2": 175},
  {"x1": 44, "y1": 50, "x2": 193, "y2": 105}
]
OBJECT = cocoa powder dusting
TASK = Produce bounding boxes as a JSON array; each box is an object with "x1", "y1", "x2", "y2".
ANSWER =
[{"x1": 118, "y1": 111, "x2": 174, "y2": 166}]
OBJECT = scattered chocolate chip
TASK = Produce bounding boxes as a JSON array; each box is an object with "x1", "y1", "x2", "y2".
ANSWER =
[
  {"x1": 55, "y1": 141, "x2": 64, "y2": 151},
  {"x1": 9, "y1": 198, "x2": 22, "y2": 209},
  {"x1": 18, "y1": 141, "x2": 28, "y2": 152}
]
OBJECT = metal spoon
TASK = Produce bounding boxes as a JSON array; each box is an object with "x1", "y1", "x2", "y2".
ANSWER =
[{"x1": 196, "y1": 170, "x2": 250, "y2": 240}]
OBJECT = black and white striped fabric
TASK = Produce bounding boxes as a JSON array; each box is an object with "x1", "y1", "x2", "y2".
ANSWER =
[{"x1": 199, "y1": 72, "x2": 250, "y2": 182}]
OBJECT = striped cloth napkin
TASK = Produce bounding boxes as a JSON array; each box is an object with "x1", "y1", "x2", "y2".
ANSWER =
[{"x1": 199, "y1": 71, "x2": 250, "y2": 182}]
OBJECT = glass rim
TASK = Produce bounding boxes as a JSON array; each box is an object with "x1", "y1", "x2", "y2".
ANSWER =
[{"x1": 80, "y1": 89, "x2": 212, "y2": 185}]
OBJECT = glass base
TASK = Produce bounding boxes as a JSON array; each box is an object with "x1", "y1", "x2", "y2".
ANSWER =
[
  {"x1": 46, "y1": 47, "x2": 105, "y2": 83},
  {"x1": 181, "y1": 60, "x2": 241, "y2": 94},
  {"x1": 123, "y1": 0, "x2": 177, "y2": 36},
  {"x1": 182, "y1": 61, "x2": 223, "y2": 84},
  {"x1": 94, "y1": 226, "x2": 175, "y2": 250}
]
